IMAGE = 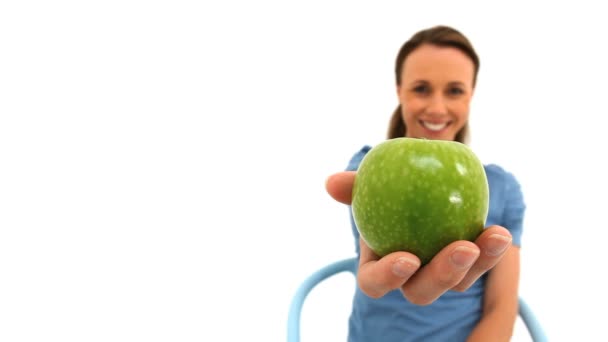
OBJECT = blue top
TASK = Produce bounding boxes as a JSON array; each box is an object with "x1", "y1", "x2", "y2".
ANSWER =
[{"x1": 346, "y1": 145, "x2": 526, "y2": 342}]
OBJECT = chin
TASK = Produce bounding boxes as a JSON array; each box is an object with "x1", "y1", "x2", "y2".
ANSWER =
[{"x1": 411, "y1": 130, "x2": 457, "y2": 141}]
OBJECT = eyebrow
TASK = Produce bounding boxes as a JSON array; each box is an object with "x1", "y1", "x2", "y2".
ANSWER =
[
  {"x1": 408, "y1": 80, "x2": 467, "y2": 87},
  {"x1": 447, "y1": 81, "x2": 466, "y2": 87}
]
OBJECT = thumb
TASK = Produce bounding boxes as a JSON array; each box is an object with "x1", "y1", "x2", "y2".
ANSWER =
[{"x1": 325, "y1": 171, "x2": 356, "y2": 205}]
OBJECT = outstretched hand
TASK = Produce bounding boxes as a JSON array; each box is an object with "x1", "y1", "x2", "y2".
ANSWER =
[{"x1": 326, "y1": 171, "x2": 513, "y2": 305}]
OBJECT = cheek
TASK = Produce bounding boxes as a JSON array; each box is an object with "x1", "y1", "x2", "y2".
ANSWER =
[
  {"x1": 401, "y1": 97, "x2": 424, "y2": 119},
  {"x1": 400, "y1": 106, "x2": 418, "y2": 127},
  {"x1": 450, "y1": 99, "x2": 471, "y2": 120}
]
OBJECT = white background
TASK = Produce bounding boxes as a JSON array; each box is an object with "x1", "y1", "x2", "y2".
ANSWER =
[{"x1": 1, "y1": 1, "x2": 606, "y2": 341}]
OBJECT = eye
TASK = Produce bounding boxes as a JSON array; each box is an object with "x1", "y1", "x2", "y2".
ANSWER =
[
  {"x1": 412, "y1": 84, "x2": 429, "y2": 94},
  {"x1": 447, "y1": 87, "x2": 464, "y2": 96}
]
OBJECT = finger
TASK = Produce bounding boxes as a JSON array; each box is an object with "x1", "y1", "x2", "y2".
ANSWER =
[
  {"x1": 401, "y1": 241, "x2": 480, "y2": 305},
  {"x1": 452, "y1": 225, "x2": 513, "y2": 291},
  {"x1": 357, "y1": 238, "x2": 421, "y2": 299},
  {"x1": 325, "y1": 171, "x2": 356, "y2": 205}
]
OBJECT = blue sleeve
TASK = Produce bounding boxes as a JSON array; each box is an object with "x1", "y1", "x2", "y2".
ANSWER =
[
  {"x1": 501, "y1": 171, "x2": 526, "y2": 247},
  {"x1": 346, "y1": 145, "x2": 372, "y2": 171},
  {"x1": 345, "y1": 146, "x2": 372, "y2": 256}
]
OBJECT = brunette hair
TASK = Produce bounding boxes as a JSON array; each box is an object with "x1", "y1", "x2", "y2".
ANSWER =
[{"x1": 387, "y1": 25, "x2": 480, "y2": 143}]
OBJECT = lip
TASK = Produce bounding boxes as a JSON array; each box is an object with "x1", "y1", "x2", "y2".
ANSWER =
[{"x1": 419, "y1": 120, "x2": 452, "y2": 134}]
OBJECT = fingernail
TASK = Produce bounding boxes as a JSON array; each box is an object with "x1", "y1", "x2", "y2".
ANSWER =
[
  {"x1": 486, "y1": 234, "x2": 512, "y2": 256},
  {"x1": 450, "y1": 246, "x2": 479, "y2": 269},
  {"x1": 392, "y1": 257, "x2": 420, "y2": 278}
]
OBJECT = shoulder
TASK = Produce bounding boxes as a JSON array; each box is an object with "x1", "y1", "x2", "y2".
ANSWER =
[
  {"x1": 484, "y1": 163, "x2": 526, "y2": 215},
  {"x1": 484, "y1": 163, "x2": 522, "y2": 189},
  {"x1": 346, "y1": 145, "x2": 373, "y2": 171}
]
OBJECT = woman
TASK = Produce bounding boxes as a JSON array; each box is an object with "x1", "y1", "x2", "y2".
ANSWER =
[{"x1": 325, "y1": 25, "x2": 526, "y2": 341}]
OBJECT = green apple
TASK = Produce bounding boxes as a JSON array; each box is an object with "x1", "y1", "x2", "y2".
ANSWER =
[{"x1": 351, "y1": 137, "x2": 489, "y2": 265}]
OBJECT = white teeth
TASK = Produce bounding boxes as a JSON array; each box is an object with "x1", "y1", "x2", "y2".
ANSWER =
[{"x1": 422, "y1": 121, "x2": 448, "y2": 131}]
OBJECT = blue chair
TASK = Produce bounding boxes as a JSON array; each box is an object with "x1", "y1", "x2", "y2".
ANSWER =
[{"x1": 288, "y1": 257, "x2": 547, "y2": 342}]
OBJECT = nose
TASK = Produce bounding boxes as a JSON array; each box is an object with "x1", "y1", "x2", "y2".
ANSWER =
[{"x1": 426, "y1": 94, "x2": 448, "y2": 116}]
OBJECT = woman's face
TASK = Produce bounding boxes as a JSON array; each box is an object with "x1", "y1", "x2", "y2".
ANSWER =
[{"x1": 397, "y1": 44, "x2": 475, "y2": 141}]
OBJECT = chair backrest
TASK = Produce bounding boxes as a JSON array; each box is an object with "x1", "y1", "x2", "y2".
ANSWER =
[{"x1": 288, "y1": 257, "x2": 547, "y2": 342}]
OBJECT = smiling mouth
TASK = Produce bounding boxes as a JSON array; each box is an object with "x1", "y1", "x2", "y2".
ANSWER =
[{"x1": 420, "y1": 120, "x2": 451, "y2": 132}]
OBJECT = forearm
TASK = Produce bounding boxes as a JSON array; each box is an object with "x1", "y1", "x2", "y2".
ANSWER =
[
  {"x1": 468, "y1": 246, "x2": 520, "y2": 342},
  {"x1": 466, "y1": 305, "x2": 518, "y2": 342}
]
